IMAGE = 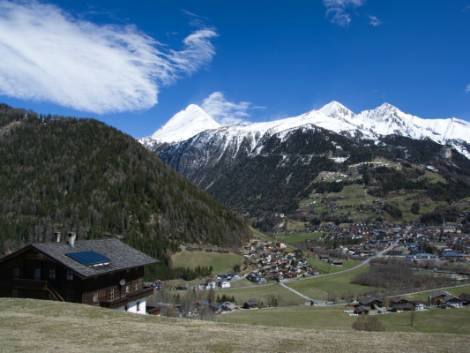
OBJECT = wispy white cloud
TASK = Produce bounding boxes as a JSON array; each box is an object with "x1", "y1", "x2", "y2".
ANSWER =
[
  {"x1": 323, "y1": 0, "x2": 367, "y2": 27},
  {"x1": 466, "y1": 84, "x2": 470, "y2": 93},
  {"x1": 181, "y1": 9, "x2": 208, "y2": 28},
  {"x1": 0, "y1": 1, "x2": 217, "y2": 114},
  {"x1": 202, "y1": 92, "x2": 258, "y2": 125},
  {"x1": 368, "y1": 15, "x2": 382, "y2": 27}
]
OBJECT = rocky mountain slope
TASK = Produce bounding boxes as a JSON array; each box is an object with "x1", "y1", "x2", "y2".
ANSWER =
[
  {"x1": 0, "y1": 104, "x2": 251, "y2": 259},
  {"x1": 142, "y1": 102, "x2": 470, "y2": 231}
]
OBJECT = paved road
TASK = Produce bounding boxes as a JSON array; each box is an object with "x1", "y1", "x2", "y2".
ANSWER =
[
  {"x1": 222, "y1": 241, "x2": 399, "y2": 301},
  {"x1": 283, "y1": 240, "x2": 399, "y2": 284},
  {"x1": 280, "y1": 241, "x2": 400, "y2": 303},
  {"x1": 387, "y1": 282, "x2": 470, "y2": 299},
  {"x1": 279, "y1": 281, "x2": 316, "y2": 302}
]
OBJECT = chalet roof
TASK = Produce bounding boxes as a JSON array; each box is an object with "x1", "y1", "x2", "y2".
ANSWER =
[
  {"x1": 429, "y1": 290, "x2": 449, "y2": 299},
  {"x1": 2, "y1": 238, "x2": 157, "y2": 279},
  {"x1": 391, "y1": 302, "x2": 415, "y2": 310},
  {"x1": 358, "y1": 296, "x2": 383, "y2": 306}
]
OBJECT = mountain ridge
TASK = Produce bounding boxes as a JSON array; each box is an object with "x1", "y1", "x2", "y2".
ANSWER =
[
  {"x1": 144, "y1": 102, "x2": 470, "y2": 232},
  {"x1": 141, "y1": 101, "x2": 470, "y2": 159}
]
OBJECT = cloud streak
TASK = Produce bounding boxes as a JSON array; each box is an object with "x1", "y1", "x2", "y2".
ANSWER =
[
  {"x1": 202, "y1": 92, "x2": 255, "y2": 125},
  {"x1": 368, "y1": 15, "x2": 382, "y2": 27},
  {"x1": 0, "y1": 1, "x2": 217, "y2": 114},
  {"x1": 466, "y1": 84, "x2": 470, "y2": 94},
  {"x1": 323, "y1": 0, "x2": 366, "y2": 27}
]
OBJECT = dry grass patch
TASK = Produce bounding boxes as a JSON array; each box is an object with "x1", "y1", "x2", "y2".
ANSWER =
[{"x1": 0, "y1": 299, "x2": 468, "y2": 353}]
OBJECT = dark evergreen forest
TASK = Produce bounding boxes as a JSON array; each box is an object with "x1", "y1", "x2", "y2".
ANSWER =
[{"x1": 0, "y1": 104, "x2": 251, "y2": 273}]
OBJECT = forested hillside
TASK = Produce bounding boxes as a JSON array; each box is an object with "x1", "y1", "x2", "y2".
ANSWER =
[
  {"x1": 0, "y1": 104, "x2": 251, "y2": 263},
  {"x1": 156, "y1": 126, "x2": 470, "y2": 231}
]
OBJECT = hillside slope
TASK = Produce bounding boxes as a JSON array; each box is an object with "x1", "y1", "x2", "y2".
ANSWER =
[
  {"x1": 0, "y1": 104, "x2": 251, "y2": 259},
  {"x1": 0, "y1": 299, "x2": 468, "y2": 353},
  {"x1": 156, "y1": 127, "x2": 470, "y2": 230}
]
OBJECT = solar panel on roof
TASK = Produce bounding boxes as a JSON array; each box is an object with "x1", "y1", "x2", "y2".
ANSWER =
[{"x1": 65, "y1": 251, "x2": 110, "y2": 267}]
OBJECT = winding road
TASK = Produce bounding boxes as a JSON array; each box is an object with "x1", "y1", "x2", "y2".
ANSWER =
[{"x1": 280, "y1": 241, "x2": 400, "y2": 304}]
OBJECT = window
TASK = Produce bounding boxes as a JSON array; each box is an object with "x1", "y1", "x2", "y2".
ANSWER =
[
  {"x1": 66, "y1": 270, "x2": 74, "y2": 281},
  {"x1": 49, "y1": 268, "x2": 56, "y2": 280},
  {"x1": 110, "y1": 287, "x2": 115, "y2": 301},
  {"x1": 12, "y1": 267, "x2": 20, "y2": 279},
  {"x1": 34, "y1": 268, "x2": 41, "y2": 281},
  {"x1": 92, "y1": 292, "x2": 98, "y2": 303},
  {"x1": 125, "y1": 285, "x2": 130, "y2": 294}
]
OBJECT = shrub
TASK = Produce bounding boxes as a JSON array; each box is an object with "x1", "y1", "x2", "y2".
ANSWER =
[
  {"x1": 383, "y1": 203, "x2": 402, "y2": 219},
  {"x1": 352, "y1": 316, "x2": 385, "y2": 332},
  {"x1": 410, "y1": 201, "x2": 420, "y2": 215}
]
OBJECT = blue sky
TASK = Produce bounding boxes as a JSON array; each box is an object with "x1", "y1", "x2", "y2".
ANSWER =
[{"x1": 0, "y1": 0, "x2": 469, "y2": 138}]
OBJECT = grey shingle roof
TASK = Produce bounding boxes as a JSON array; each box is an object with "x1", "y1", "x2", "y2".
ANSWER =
[{"x1": 32, "y1": 239, "x2": 157, "y2": 278}]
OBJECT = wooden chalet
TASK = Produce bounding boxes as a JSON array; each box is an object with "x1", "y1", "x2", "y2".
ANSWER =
[{"x1": 0, "y1": 233, "x2": 157, "y2": 314}]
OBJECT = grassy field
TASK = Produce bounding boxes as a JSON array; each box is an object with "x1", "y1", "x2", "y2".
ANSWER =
[
  {"x1": 218, "y1": 305, "x2": 470, "y2": 335},
  {"x1": 1, "y1": 298, "x2": 469, "y2": 353},
  {"x1": 272, "y1": 232, "x2": 323, "y2": 247},
  {"x1": 216, "y1": 283, "x2": 305, "y2": 306},
  {"x1": 404, "y1": 284, "x2": 470, "y2": 302},
  {"x1": 297, "y1": 177, "x2": 449, "y2": 224},
  {"x1": 170, "y1": 250, "x2": 243, "y2": 274},
  {"x1": 218, "y1": 305, "x2": 354, "y2": 330},
  {"x1": 215, "y1": 261, "x2": 372, "y2": 304},
  {"x1": 307, "y1": 256, "x2": 360, "y2": 274},
  {"x1": 379, "y1": 307, "x2": 470, "y2": 334},
  {"x1": 287, "y1": 265, "x2": 376, "y2": 300}
]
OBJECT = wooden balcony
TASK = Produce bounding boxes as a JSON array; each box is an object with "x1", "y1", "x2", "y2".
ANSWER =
[{"x1": 100, "y1": 287, "x2": 154, "y2": 308}]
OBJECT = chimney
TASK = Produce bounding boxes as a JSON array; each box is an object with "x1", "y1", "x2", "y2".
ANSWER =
[
  {"x1": 67, "y1": 232, "x2": 77, "y2": 248},
  {"x1": 54, "y1": 231, "x2": 61, "y2": 243}
]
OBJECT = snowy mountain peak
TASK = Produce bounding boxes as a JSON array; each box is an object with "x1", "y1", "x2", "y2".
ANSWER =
[
  {"x1": 365, "y1": 103, "x2": 404, "y2": 120},
  {"x1": 318, "y1": 101, "x2": 354, "y2": 119},
  {"x1": 150, "y1": 104, "x2": 220, "y2": 144},
  {"x1": 376, "y1": 102, "x2": 400, "y2": 112},
  {"x1": 142, "y1": 100, "x2": 470, "y2": 159}
]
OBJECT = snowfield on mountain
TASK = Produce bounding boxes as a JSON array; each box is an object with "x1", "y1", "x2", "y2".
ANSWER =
[{"x1": 141, "y1": 101, "x2": 470, "y2": 159}]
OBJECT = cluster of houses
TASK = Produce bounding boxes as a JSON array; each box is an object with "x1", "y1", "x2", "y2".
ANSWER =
[
  {"x1": 303, "y1": 224, "x2": 396, "y2": 264},
  {"x1": 196, "y1": 273, "x2": 241, "y2": 290},
  {"x1": 243, "y1": 240, "x2": 318, "y2": 282},
  {"x1": 348, "y1": 290, "x2": 470, "y2": 316},
  {"x1": 400, "y1": 226, "x2": 470, "y2": 264},
  {"x1": 303, "y1": 221, "x2": 470, "y2": 267}
]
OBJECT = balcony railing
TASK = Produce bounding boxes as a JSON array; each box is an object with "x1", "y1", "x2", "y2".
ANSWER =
[{"x1": 100, "y1": 287, "x2": 154, "y2": 308}]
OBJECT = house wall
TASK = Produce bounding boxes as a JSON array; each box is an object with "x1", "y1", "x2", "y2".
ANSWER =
[
  {"x1": 0, "y1": 248, "x2": 79, "y2": 301},
  {"x1": 81, "y1": 268, "x2": 144, "y2": 305}
]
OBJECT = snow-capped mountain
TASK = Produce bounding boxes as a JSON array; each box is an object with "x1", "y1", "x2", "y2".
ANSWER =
[
  {"x1": 142, "y1": 101, "x2": 470, "y2": 232},
  {"x1": 146, "y1": 104, "x2": 220, "y2": 144},
  {"x1": 141, "y1": 101, "x2": 470, "y2": 158}
]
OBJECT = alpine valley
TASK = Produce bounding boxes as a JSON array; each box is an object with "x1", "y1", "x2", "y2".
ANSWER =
[{"x1": 141, "y1": 101, "x2": 470, "y2": 232}]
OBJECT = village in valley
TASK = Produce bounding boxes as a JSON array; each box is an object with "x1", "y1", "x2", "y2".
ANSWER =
[{"x1": 143, "y1": 218, "x2": 470, "y2": 327}]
